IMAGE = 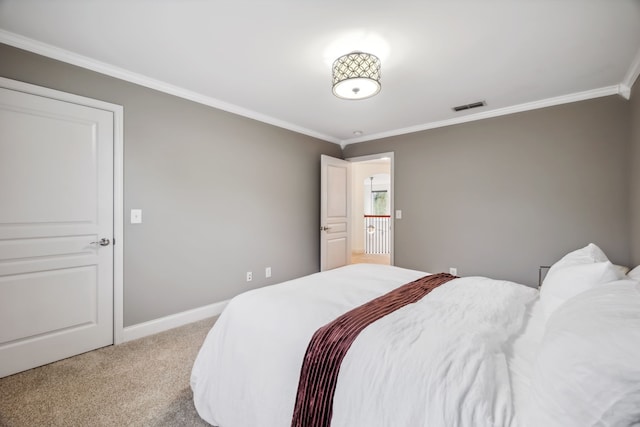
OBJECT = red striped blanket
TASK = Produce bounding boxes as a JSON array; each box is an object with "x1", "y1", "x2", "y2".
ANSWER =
[{"x1": 291, "y1": 272, "x2": 457, "y2": 427}]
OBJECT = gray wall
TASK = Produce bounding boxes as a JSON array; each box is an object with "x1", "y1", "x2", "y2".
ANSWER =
[
  {"x1": 631, "y1": 81, "x2": 640, "y2": 266},
  {"x1": 1, "y1": 41, "x2": 636, "y2": 322},
  {"x1": 344, "y1": 96, "x2": 631, "y2": 286},
  {"x1": 0, "y1": 43, "x2": 342, "y2": 326}
]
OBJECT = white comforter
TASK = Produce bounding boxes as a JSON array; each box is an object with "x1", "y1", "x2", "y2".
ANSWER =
[{"x1": 191, "y1": 264, "x2": 538, "y2": 427}]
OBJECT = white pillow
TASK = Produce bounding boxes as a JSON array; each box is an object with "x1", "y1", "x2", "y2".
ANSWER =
[
  {"x1": 546, "y1": 243, "x2": 609, "y2": 271},
  {"x1": 540, "y1": 244, "x2": 624, "y2": 318},
  {"x1": 525, "y1": 281, "x2": 640, "y2": 427},
  {"x1": 628, "y1": 265, "x2": 640, "y2": 281}
]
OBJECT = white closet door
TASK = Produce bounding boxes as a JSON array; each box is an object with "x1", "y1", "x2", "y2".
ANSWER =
[{"x1": 0, "y1": 86, "x2": 114, "y2": 377}]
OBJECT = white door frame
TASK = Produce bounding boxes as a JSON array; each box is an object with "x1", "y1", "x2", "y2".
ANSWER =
[
  {"x1": 0, "y1": 77, "x2": 125, "y2": 345},
  {"x1": 345, "y1": 152, "x2": 395, "y2": 266}
]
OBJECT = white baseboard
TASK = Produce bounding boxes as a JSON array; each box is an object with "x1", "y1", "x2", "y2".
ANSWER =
[{"x1": 122, "y1": 299, "x2": 229, "y2": 342}]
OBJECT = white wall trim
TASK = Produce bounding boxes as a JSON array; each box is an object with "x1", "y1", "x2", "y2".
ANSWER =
[
  {"x1": 122, "y1": 300, "x2": 229, "y2": 342},
  {"x1": 0, "y1": 29, "x2": 340, "y2": 145},
  {"x1": 619, "y1": 84, "x2": 632, "y2": 100},
  {"x1": 112, "y1": 104, "x2": 125, "y2": 345},
  {"x1": 0, "y1": 76, "x2": 126, "y2": 347},
  {"x1": 621, "y1": 46, "x2": 640, "y2": 99},
  {"x1": 3, "y1": 28, "x2": 635, "y2": 147},
  {"x1": 343, "y1": 85, "x2": 621, "y2": 145}
]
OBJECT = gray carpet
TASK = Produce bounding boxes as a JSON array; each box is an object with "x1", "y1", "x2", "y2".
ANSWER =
[{"x1": 0, "y1": 317, "x2": 217, "y2": 427}]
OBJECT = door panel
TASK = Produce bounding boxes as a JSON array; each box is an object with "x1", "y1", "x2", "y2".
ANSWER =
[
  {"x1": 0, "y1": 266, "x2": 98, "y2": 343},
  {"x1": 327, "y1": 164, "x2": 347, "y2": 217},
  {"x1": 2, "y1": 107, "x2": 98, "y2": 223},
  {"x1": 326, "y1": 237, "x2": 348, "y2": 270},
  {"x1": 320, "y1": 155, "x2": 351, "y2": 271},
  {"x1": 0, "y1": 86, "x2": 114, "y2": 377}
]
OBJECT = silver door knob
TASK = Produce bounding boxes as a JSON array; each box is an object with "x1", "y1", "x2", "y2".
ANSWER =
[
  {"x1": 320, "y1": 226, "x2": 330, "y2": 231},
  {"x1": 90, "y1": 238, "x2": 111, "y2": 246}
]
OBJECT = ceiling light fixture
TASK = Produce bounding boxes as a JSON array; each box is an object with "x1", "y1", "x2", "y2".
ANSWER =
[{"x1": 332, "y1": 52, "x2": 381, "y2": 100}]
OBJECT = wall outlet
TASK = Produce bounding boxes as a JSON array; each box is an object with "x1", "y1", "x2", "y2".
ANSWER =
[
  {"x1": 246, "y1": 271, "x2": 252, "y2": 282},
  {"x1": 265, "y1": 267, "x2": 272, "y2": 278},
  {"x1": 449, "y1": 267, "x2": 457, "y2": 276}
]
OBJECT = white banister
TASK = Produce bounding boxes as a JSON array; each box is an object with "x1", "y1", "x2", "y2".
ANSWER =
[{"x1": 364, "y1": 215, "x2": 390, "y2": 254}]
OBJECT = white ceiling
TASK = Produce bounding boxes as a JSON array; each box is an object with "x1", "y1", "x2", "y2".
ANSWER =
[{"x1": 1, "y1": 0, "x2": 639, "y2": 146}]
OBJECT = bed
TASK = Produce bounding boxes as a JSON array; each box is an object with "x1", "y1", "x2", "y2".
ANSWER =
[{"x1": 191, "y1": 244, "x2": 640, "y2": 427}]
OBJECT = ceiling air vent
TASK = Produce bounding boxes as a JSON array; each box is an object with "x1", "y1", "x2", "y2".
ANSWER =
[{"x1": 452, "y1": 100, "x2": 486, "y2": 112}]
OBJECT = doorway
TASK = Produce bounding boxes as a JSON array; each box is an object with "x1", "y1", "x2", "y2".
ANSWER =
[{"x1": 347, "y1": 153, "x2": 393, "y2": 266}]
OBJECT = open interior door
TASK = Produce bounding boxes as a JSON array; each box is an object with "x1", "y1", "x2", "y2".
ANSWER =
[{"x1": 320, "y1": 155, "x2": 351, "y2": 271}]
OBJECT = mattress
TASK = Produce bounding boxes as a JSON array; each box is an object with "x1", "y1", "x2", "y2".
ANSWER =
[{"x1": 191, "y1": 264, "x2": 540, "y2": 427}]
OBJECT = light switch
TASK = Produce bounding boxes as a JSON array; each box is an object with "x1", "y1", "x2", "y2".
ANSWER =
[
  {"x1": 130, "y1": 209, "x2": 142, "y2": 224},
  {"x1": 395, "y1": 210, "x2": 402, "y2": 219}
]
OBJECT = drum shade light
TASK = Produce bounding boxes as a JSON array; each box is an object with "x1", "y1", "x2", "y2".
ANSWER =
[{"x1": 332, "y1": 52, "x2": 381, "y2": 100}]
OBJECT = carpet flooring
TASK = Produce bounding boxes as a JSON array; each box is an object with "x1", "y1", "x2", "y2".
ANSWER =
[{"x1": 0, "y1": 317, "x2": 217, "y2": 427}]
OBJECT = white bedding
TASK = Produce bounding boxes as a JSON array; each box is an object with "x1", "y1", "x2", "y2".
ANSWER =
[
  {"x1": 191, "y1": 264, "x2": 539, "y2": 427},
  {"x1": 525, "y1": 280, "x2": 640, "y2": 426},
  {"x1": 505, "y1": 299, "x2": 546, "y2": 420}
]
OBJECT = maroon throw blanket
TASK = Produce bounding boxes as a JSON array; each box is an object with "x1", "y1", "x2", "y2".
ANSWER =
[{"x1": 291, "y1": 272, "x2": 457, "y2": 427}]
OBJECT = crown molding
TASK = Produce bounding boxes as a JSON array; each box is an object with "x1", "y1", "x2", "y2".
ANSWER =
[
  {"x1": 342, "y1": 85, "x2": 621, "y2": 145},
  {"x1": 0, "y1": 30, "x2": 341, "y2": 145},
  {"x1": 2, "y1": 29, "x2": 635, "y2": 148},
  {"x1": 621, "y1": 46, "x2": 640, "y2": 100},
  {"x1": 619, "y1": 84, "x2": 632, "y2": 100}
]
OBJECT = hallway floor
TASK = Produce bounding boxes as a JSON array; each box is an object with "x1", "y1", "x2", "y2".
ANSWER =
[{"x1": 351, "y1": 252, "x2": 390, "y2": 265}]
